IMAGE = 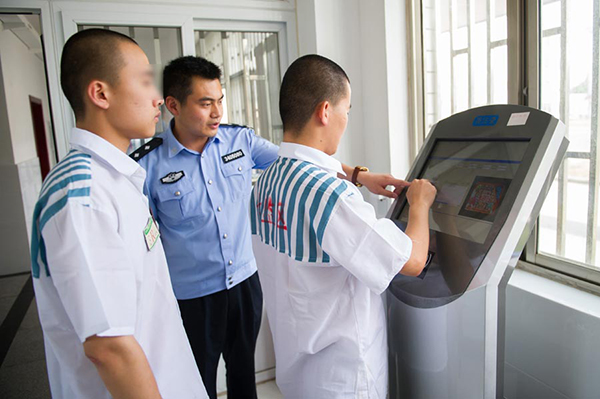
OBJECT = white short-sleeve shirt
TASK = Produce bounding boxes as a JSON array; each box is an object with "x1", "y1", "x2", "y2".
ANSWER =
[
  {"x1": 250, "y1": 143, "x2": 413, "y2": 399},
  {"x1": 31, "y1": 128, "x2": 208, "y2": 399}
]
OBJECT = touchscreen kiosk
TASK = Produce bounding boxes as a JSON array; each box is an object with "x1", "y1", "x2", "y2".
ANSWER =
[{"x1": 386, "y1": 105, "x2": 568, "y2": 399}]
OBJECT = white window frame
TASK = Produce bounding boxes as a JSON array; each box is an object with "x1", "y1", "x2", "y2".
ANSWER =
[
  {"x1": 522, "y1": 0, "x2": 600, "y2": 287},
  {"x1": 408, "y1": 0, "x2": 600, "y2": 288},
  {"x1": 2, "y1": 0, "x2": 297, "y2": 160}
]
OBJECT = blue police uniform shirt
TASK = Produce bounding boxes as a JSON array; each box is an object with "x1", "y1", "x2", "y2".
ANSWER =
[{"x1": 137, "y1": 121, "x2": 278, "y2": 299}]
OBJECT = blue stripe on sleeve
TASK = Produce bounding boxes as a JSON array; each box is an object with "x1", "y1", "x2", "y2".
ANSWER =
[
  {"x1": 294, "y1": 172, "x2": 327, "y2": 261},
  {"x1": 316, "y1": 181, "x2": 348, "y2": 262},
  {"x1": 307, "y1": 177, "x2": 336, "y2": 262},
  {"x1": 257, "y1": 160, "x2": 280, "y2": 241},
  {"x1": 250, "y1": 189, "x2": 257, "y2": 235},
  {"x1": 41, "y1": 164, "x2": 91, "y2": 195},
  {"x1": 276, "y1": 159, "x2": 305, "y2": 253},
  {"x1": 31, "y1": 186, "x2": 91, "y2": 278},
  {"x1": 286, "y1": 166, "x2": 319, "y2": 258},
  {"x1": 263, "y1": 158, "x2": 286, "y2": 245},
  {"x1": 272, "y1": 158, "x2": 296, "y2": 248},
  {"x1": 269, "y1": 158, "x2": 289, "y2": 245}
]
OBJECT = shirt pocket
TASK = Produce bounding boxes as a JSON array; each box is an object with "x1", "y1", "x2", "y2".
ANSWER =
[
  {"x1": 220, "y1": 158, "x2": 253, "y2": 202},
  {"x1": 154, "y1": 177, "x2": 199, "y2": 220}
]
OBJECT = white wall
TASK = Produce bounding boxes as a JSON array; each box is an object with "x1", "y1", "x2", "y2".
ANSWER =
[
  {"x1": 296, "y1": 0, "x2": 366, "y2": 168},
  {"x1": 0, "y1": 28, "x2": 48, "y2": 275},
  {"x1": 0, "y1": 29, "x2": 53, "y2": 166},
  {"x1": 505, "y1": 269, "x2": 600, "y2": 399},
  {"x1": 296, "y1": 0, "x2": 413, "y2": 177},
  {"x1": 295, "y1": 0, "x2": 413, "y2": 216}
]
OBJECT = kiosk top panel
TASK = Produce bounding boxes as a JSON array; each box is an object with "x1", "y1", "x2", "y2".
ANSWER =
[{"x1": 387, "y1": 105, "x2": 566, "y2": 308}]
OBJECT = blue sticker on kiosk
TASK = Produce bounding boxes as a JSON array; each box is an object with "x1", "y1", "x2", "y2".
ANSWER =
[{"x1": 473, "y1": 115, "x2": 499, "y2": 126}]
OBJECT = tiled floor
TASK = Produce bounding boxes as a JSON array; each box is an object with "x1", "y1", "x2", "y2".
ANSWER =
[
  {"x1": 0, "y1": 274, "x2": 282, "y2": 399},
  {"x1": 0, "y1": 274, "x2": 51, "y2": 399}
]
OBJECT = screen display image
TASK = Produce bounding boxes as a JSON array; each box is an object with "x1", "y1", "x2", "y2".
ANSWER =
[
  {"x1": 459, "y1": 176, "x2": 512, "y2": 221},
  {"x1": 398, "y1": 140, "x2": 529, "y2": 244}
]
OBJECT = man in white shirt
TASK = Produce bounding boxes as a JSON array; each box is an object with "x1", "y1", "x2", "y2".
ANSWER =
[
  {"x1": 30, "y1": 29, "x2": 208, "y2": 398},
  {"x1": 251, "y1": 54, "x2": 437, "y2": 398}
]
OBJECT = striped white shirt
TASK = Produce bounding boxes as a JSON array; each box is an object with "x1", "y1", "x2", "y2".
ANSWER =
[
  {"x1": 31, "y1": 128, "x2": 207, "y2": 399},
  {"x1": 251, "y1": 142, "x2": 413, "y2": 399}
]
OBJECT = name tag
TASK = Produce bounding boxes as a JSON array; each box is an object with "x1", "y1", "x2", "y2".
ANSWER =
[
  {"x1": 143, "y1": 217, "x2": 160, "y2": 251},
  {"x1": 222, "y1": 149, "x2": 245, "y2": 163}
]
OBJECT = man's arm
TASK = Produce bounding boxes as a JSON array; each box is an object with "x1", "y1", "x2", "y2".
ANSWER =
[
  {"x1": 247, "y1": 129, "x2": 279, "y2": 169},
  {"x1": 84, "y1": 335, "x2": 162, "y2": 399},
  {"x1": 319, "y1": 178, "x2": 436, "y2": 293},
  {"x1": 339, "y1": 163, "x2": 410, "y2": 199},
  {"x1": 400, "y1": 179, "x2": 437, "y2": 276}
]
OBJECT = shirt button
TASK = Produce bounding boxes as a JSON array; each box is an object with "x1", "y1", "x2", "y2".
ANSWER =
[
  {"x1": 228, "y1": 260, "x2": 233, "y2": 265},
  {"x1": 201, "y1": 154, "x2": 205, "y2": 158},
  {"x1": 208, "y1": 179, "x2": 213, "y2": 185},
  {"x1": 238, "y1": 166, "x2": 242, "y2": 171},
  {"x1": 223, "y1": 233, "x2": 228, "y2": 239},
  {"x1": 217, "y1": 206, "x2": 222, "y2": 212},
  {"x1": 174, "y1": 191, "x2": 181, "y2": 196}
]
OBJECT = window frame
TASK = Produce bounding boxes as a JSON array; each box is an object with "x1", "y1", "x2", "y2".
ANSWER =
[
  {"x1": 193, "y1": 20, "x2": 291, "y2": 146},
  {"x1": 409, "y1": 0, "x2": 600, "y2": 287}
]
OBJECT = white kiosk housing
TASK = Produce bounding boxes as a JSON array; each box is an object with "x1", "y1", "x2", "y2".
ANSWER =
[{"x1": 386, "y1": 105, "x2": 568, "y2": 399}]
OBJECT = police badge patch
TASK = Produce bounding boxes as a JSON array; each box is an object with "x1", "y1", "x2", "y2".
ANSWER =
[{"x1": 160, "y1": 171, "x2": 185, "y2": 184}]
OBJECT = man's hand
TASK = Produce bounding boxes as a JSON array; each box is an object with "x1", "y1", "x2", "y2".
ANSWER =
[
  {"x1": 357, "y1": 172, "x2": 411, "y2": 199},
  {"x1": 406, "y1": 178, "x2": 437, "y2": 208}
]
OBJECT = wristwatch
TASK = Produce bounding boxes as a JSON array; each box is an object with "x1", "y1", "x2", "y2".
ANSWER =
[{"x1": 352, "y1": 166, "x2": 369, "y2": 187}]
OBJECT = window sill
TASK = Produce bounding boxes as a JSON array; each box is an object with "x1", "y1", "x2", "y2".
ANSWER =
[{"x1": 515, "y1": 260, "x2": 600, "y2": 298}]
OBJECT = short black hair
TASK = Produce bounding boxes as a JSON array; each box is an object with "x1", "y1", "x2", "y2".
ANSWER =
[
  {"x1": 279, "y1": 54, "x2": 350, "y2": 133},
  {"x1": 60, "y1": 28, "x2": 138, "y2": 119},
  {"x1": 163, "y1": 56, "x2": 222, "y2": 104}
]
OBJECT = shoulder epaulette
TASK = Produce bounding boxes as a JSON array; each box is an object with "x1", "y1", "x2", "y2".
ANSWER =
[
  {"x1": 130, "y1": 137, "x2": 163, "y2": 161},
  {"x1": 220, "y1": 123, "x2": 253, "y2": 130}
]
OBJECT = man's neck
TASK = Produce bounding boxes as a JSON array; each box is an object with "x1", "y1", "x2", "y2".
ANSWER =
[
  {"x1": 76, "y1": 119, "x2": 129, "y2": 153},
  {"x1": 282, "y1": 130, "x2": 327, "y2": 153},
  {"x1": 172, "y1": 120, "x2": 210, "y2": 153}
]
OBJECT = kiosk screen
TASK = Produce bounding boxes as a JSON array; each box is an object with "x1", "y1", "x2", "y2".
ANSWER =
[{"x1": 398, "y1": 140, "x2": 529, "y2": 244}]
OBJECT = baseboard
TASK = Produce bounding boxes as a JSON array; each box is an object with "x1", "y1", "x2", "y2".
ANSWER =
[{"x1": 256, "y1": 367, "x2": 276, "y2": 384}]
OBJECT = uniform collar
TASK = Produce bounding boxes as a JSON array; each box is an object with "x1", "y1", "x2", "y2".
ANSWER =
[
  {"x1": 278, "y1": 142, "x2": 346, "y2": 176},
  {"x1": 166, "y1": 119, "x2": 225, "y2": 158},
  {"x1": 70, "y1": 128, "x2": 143, "y2": 177}
]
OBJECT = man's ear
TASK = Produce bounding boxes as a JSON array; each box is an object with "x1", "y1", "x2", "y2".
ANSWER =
[
  {"x1": 165, "y1": 96, "x2": 181, "y2": 116},
  {"x1": 86, "y1": 80, "x2": 110, "y2": 111},
  {"x1": 315, "y1": 101, "x2": 331, "y2": 126}
]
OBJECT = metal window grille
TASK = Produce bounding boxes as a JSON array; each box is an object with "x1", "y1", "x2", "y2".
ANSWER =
[
  {"x1": 536, "y1": 0, "x2": 599, "y2": 268},
  {"x1": 195, "y1": 31, "x2": 283, "y2": 146},
  {"x1": 422, "y1": 0, "x2": 508, "y2": 134}
]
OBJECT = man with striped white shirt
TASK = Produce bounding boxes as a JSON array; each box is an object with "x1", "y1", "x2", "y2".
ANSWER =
[{"x1": 251, "y1": 55, "x2": 437, "y2": 398}]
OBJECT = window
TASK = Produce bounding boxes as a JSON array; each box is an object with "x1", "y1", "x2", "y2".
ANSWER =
[
  {"x1": 534, "y1": 0, "x2": 599, "y2": 277},
  {"x1": 195, "y1": 30, "x2": 283, "y2": 146},
  {"x1": 413, "y1": 0, "x2": 600, "y2": 283},
  {"x1": 421, "y1": 0, "x2": 508, "y2": 134}
]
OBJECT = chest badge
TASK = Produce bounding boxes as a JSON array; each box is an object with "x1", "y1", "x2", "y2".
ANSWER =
[
  {"x1": 160, "y1": 171, "x2": 185, "y2": 184},
  {"x1": 222, "y1": 149, "x2": 245, "y2": 164}
]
